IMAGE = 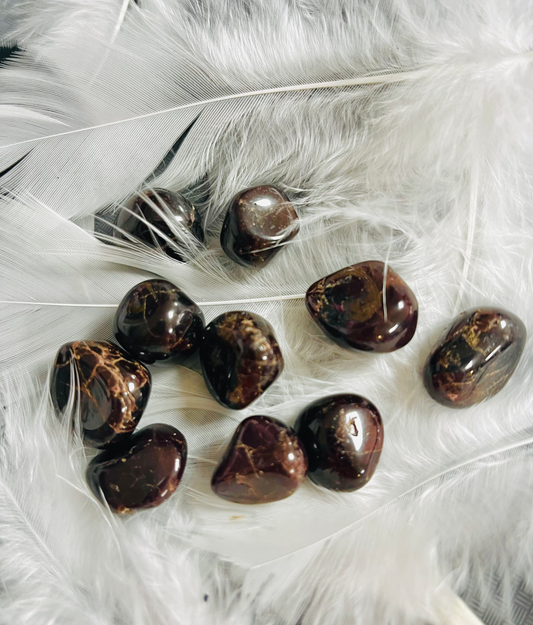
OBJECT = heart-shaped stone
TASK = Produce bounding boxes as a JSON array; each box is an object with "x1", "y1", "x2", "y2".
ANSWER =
[
  {"x1": 211, "y1": 415, "x2": 307, "y2": 504},
  {"x1": 87, "y1": 424, "x2": 187, "y2": 514},
  {"x1": 50, "y1": 340, "x2": 151, "y2": 448}
]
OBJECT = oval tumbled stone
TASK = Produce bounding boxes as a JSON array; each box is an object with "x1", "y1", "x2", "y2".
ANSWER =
[
  {"x1": 113, "y1": 279, "x2": 204, "y2": 365},
  {"x1": 295, "y1": 394, "x2": 384, "y2": 492},
  {"x1": 211, "y1": 416, "x2": 307, "y2": 504},
  {"x1": 423, "y1": 307, "x2": 527, "y2": 408},
  {"x1": 306, "y1": 261, "x2": 418, "y2": 353},
  {"x1": 114, "y1": 188, "x2": 204, "y2": 261},
  {"x1": 87, "y1": 424, "x2": 187, "y2": 514},
  {"x1": 200, "y1": 311, "x2": 284, "y2": 410},
  {"x1": 50, "y1": 340, "x2": 151, "y2": 448},
  {"x1": 220, "y1": 185, "x2": 299, "y2": 268}
]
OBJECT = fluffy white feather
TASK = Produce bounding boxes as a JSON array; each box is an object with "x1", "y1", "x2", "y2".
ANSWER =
[{"x1": 1, "y1": 0, "x2": 533, "y2": 624}]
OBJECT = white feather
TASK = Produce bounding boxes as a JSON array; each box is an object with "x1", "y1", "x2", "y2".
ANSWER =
[{"x1": 1, "y1": 0, "x2": 533, "y2": 624}]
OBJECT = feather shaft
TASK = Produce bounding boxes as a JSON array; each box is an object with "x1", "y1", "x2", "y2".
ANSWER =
[
  {"x1": 0, "y1": 69, "x2": 425, "y2": 151},
  {"x1": 0, "y1": 294, "x2": 306, "y2": 307}
]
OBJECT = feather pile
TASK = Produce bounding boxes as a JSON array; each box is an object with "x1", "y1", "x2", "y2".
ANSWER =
[{"x1": 1, "y1": 1, "x2": 533, "y2": 624}]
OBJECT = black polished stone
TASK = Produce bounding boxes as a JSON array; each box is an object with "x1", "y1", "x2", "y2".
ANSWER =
[
  {"x1": 200, "y1": 311, "x2": 283, "y2": 409},
  {"x1": 220, "y1": 186, "x2": 299, "y2": 268},
  {"x1": 423, "y1": 307, "x2": 527, "y2": 408},
  {"x1": 114, "y1": 188, "x2": 204, "y2": 261},
  {"x1": 306, "y1": 261, "x2": 418, "y2": 353},
  {"x1": 211, "y1": 416, "x2": 308, "y2": 504},
  {"x1": 113, "y1": 279, "x2": 204, "y2": 365},
  {"x1": 295, "y1": 394, "x2": 384, "y2": 492},
  {"x1": 87, "y1": 424, "x2": 187, "y2": 514},
  {"x1": 50, "y1": 340, "x2": 151, "y2": 448}
]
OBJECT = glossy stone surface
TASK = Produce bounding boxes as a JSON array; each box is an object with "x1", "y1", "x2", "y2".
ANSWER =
[
  {"x1": 200, "y1": 311, "x2": 283, "y2": 409},
  {"x1": 211, "y1": 416, "x2": 307, "y2": 504},
  {"x1": 220, "y1": 186, "x2": 299, "y2": 268},
  {"x1": 423, "y1": 307, "x2": 527, "y2": 408},
  {"x1": 87, "y1": 424, "x2": 187, "y2": 514},
  {"x1": 114, "y1": 188, "x2": 204, "y2": 261},
  {"x1": 113, "y1": 279, "x2": 204, "y2": 365},
  {"x1": 306, "y1": 261, "x2": 418, "y2": 353},
  {"x1": 295, "y1": 394, "x2": 384, "y2": 492},
  {"x1": 51, "y1": 340, "x2": 151, "y2": 448}
]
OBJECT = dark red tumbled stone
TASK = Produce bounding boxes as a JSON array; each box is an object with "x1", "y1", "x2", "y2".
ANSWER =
[
  {"x1": 114, "y1": 188, "x2": 204, "y2": 261},
  {"x1": 306, "y1": 261, "x2": 418, "y2": 353},
  {"x1": 423, "y1": 307, "x2": 527, "y2": 408},
  {"x1": 113, "y1": 279, "x2": 204, "y2": 365},
  {"x1": 200, "y1": 311, "x2": 283, "y2": 410},
  {"x1": 220, "y1": 185, "x2": 299, "y2": 268},
  {"x1": 295, "y1": 394, "x2": 384, "y2": 492},
  {"x1": 87, "y1": 424, "x2": 187, "y2": 514},
  {"x1": 211, "y1": 416, "x2": 307, "y2": 504},
  {"x1": 50, "y1": 340, "x2": 151, "y2": 448}
]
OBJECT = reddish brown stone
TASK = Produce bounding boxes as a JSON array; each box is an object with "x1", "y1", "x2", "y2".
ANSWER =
[
  {"x1": 220, "y1": 186, "x2": 299, "y2": 268},
  {"x1": 306, "y1": 261, "x2": 418, "y2": 353},
  {"x1": 114, "y1": 188, "x2": 204, "y2": 261},
  {"x1": 87, "y1": 424, "x2": 187, "y2": 514},
  {"x1": 113, "y1": 279, "x2": 204, "y2": 365},
  {"x1": 50, "y1": 340, "x2": 151, "y2": 448},
  {"x1": 211, "y1": 416, "x2": 307, "y2": 504},
  {"x1": 200, "y1": 311, "x2": 283, "y2": 410},
  {"x1": 295, "y1": 394, "x2": 384, "y2": 492},
  {"x1": 423, "y1": 307, "x2": 526, "y2": 408}
]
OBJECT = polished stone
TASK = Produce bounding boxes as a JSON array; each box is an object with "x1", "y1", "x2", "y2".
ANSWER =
[
  {"x1": 220, "y1": 186, "x2": 299, "y2": 268},
  {"x1": 306, "y1": 261, "x2": 418, "y2": 353},
  {"x1": 200, "y1": 311, "x2": 283, "y2": 409},
  {"x1": 295, "y1": 394, "x2": 383, "y2": 491},
  {"x1": 114, "y1": 188, "x2": 204, "y2": 261},
  {"x1": 86, "y1": 424, "x2": 187, "y2": 514},
  {"x1": 423, "y1": 307, "x2": 527, "y2": 408},
  {"x1": 51, "y1": 340, "x2": 151, "y2": 448},
  {"x1": 113, "y1": 279, "x2": 204, "y2": 365},
  {"x1": 211, "y1": 415, "x2": 307, "y2": 504}
]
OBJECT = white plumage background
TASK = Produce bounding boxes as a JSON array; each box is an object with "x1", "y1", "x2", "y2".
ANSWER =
[{"x1": 0, "y1": 1, "x2": 532, "y2": 624}]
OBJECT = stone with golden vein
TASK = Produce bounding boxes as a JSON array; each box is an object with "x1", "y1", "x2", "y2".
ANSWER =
[
  {"x1": 306, "y1": 260, "x2": 418, "y2": 353},
  {"x1": 50, "y1": 340, "x2": 151, "y2": 448},
  {"x1": 423, "y1": 307, "x2": 526, "y2": 408},
  {"x1": 200, "y1": 311, "x2": 283, "y2": 410},
  {"x1": 211, "y1": 416, "x2": 307, "y2": 504}
]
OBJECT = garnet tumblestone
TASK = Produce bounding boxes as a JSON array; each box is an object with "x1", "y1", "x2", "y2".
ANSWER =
[
  {"x1": 211, "y1": 416, "x2": 307, "y2": 504},
  {"x1": 115, "y1": 188, "x2": 204, "y2": 261},
  {"x1": 295, "y1": 394, "x2": 384, "y2": 492},
  {"x1": 220, "y1": 185, "x2": 299, "y2": 268},
  {"x1": 200, "y1": 311, "x2": 284, "y2": 410},
  {"x1": 306, "y1": 261, "x2": 418, "y2": 353},
  {"x1": 113, "y1": 279, "x2": 204, "y2": 365},
  {"x1": 423, "y1": 307, "x2": 526, "y2": 408},
  {"x1": 50, "y1": 340, "x2": 151, "y2": 448},
  {"x1": 87, "y1": 424, "x2": 187, "y2": 514}
]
